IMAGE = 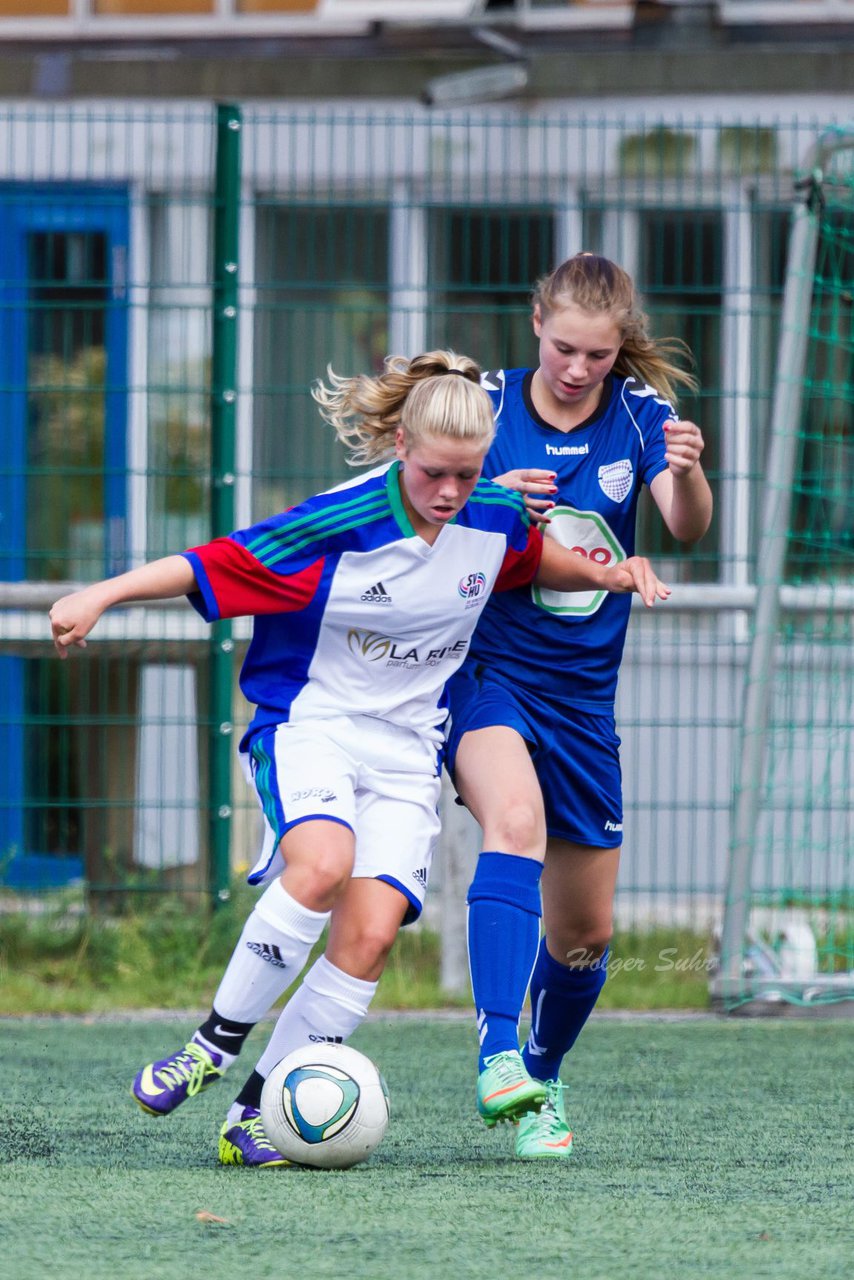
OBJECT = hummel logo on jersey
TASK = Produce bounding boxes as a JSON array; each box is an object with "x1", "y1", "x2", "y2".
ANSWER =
[
  {"x1": 308, "y1": 1034, "x2": 344, "y2": 1044},
  {"x1": 361, "y1": 581, "x2": 392, "y2": 604},
  {"x1": 546, "y1": 442, "x2": 589, "y2": 457},
  {"x1": 246, "y1": 941, "x2": 288, "y2": 968},
  {"x1": 604, "y1": 820, "x2": 623, "y2": 833},
  {"x1": 412, "y1": 867, "x2": 428, "y2": 890}
]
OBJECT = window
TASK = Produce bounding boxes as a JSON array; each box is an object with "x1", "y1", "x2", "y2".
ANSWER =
[
  {"x1": 147, "y1": 200, "x2": 211, "y2": 559},
  {"x1": 427, "y1": 208, "x2": 554, "y2": 368},
  {"x1": 636, "y1": 209, "x2": 722, "y2": 582},
  {"x1": 26, "y1": 229, "x2": 109, "y2": 581},
  {"x1": 252, "y1": 203, "x2": 389, "y2": 515}
]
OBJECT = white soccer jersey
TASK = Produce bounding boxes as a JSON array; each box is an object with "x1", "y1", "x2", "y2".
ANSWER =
[{"x1": 183, "y1": 460, "x2": 542, "y2": 751}]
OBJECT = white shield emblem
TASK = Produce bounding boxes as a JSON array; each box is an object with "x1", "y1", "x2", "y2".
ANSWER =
[{"x1": 598, "y1": 459, "x2": 633, "y2": 503}]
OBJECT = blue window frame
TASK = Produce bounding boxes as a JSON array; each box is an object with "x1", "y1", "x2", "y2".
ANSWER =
[{"x1": 0, "y1": 183, "x2": 129, "y2": 887}]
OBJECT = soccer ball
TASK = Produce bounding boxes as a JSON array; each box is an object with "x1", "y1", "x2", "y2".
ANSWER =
[{"x1": 260, "y1": 1042, "x2": 390, "y2": 1169}]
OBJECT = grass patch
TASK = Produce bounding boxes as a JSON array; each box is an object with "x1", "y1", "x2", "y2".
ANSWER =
[
  {"x1": 597, "y1": 928, "x2": 714, "y2": 1010},
  {"x1": 0, "y1": 889, "x2": 713, "y2": 1015},
  {"x1": 0, "y1": 1018, "x2": 851, "y2": 1279}
]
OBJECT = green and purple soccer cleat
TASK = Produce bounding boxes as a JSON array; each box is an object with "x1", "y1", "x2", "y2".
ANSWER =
[
  {"x1": 515, "y1": 1079, "x2": 573, "y2": 1159},
  {"x1": 476, "y1": 1050, "x2": 547, "y2": 1128},
  {"x1": 218, "y1": 1108, "x2": 291, "y2": 1168},
  {"x1": 132, "y1": 1040, "x2": 225, "y2": 1116}
]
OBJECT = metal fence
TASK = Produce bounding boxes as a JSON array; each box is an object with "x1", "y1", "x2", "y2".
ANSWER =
[{"x1": 0, "y1": 103, "x2": 850, "y2": 975}]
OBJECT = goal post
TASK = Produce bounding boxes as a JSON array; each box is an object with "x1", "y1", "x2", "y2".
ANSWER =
[{"x1": 713, "y1": 127, "x2": 854, "y2": 1012}]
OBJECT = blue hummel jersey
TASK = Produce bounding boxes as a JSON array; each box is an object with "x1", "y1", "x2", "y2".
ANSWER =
[
  {"x1": 183, "y1": 460, "x2": 542, "y2": 751},
  {"x1": 470, "y1": 368, "x2": 672, "y2": 708}
]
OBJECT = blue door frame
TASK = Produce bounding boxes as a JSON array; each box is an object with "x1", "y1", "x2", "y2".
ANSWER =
[{"x1": 0, "y1": 183, "x2": 129, "y2": 887}]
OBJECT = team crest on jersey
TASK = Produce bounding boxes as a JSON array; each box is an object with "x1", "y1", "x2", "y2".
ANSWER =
[
  {"x1": 598, "y1": 459, "x2": 633, "y2": 503},
  {"x1": 458, "y1": 571, "x2": 487, "y2": 608}
]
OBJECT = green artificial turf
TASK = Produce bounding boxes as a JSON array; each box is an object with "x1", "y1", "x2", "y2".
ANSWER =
[{"x1": 0, "y1": 1017, "x2": 851, "y2": 1279}]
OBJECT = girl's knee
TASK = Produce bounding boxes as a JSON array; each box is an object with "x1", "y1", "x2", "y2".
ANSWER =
[
  {"x1": 330, "y1": 925, "x2": 398, "y2": 983},
  {"x1": 484, "y1": 799, "x2": 545, "y2": 858},
  {"x1": 282, "y1": 853, "x2": 352, "y2": 912},
  {"x1": 551, "y1": 923, "x2": 614, "y2": 965}
]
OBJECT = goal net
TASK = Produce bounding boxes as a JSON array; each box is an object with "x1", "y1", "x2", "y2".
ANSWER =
[{"x1": 714, "y1": 127, "x2": 854, "y2": 1012}]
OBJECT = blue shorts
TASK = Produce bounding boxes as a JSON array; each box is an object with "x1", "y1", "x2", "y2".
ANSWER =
[{"x1": 445, "y1": 664, "x2": 623, "y2": 850}]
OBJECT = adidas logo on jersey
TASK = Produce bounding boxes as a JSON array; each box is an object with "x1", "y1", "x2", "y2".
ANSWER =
[
  {"x1": 308, "y1": 1034, "x2": 344, "y2": 1044},
  {"x1": 361, "y1": 581, "x2": 392, "y2": 604},
  {"x1": 412, "y1": 867, "x2": 428, "y2": 890}
]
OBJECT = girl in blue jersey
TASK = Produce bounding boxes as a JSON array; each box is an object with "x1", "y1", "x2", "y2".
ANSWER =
[
  {"x1": 446, "y1": 254, "x2": 713, "y2": 1155},
  {"x1": 50, "y1": 348, "x2": 669, "y2": 1167}
]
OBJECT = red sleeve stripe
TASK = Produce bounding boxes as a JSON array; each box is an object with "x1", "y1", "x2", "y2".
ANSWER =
[
  {"x1": 495, "y1": 525, "x2": 544, "y2": 593},
  {"x1": 189, "y1": 538, "x2": 325, "y2": 618}
]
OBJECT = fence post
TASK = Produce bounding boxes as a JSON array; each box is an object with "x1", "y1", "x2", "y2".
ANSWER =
[
  {"x1": 718, "y1": 166, "x2": 820, "y2": 993},
  {"x1": 208, "y1": 102, "x2": 241, "y2": 906},
  {"x1": 439, "y1": 775, "x2": 480, "y2": 997}
]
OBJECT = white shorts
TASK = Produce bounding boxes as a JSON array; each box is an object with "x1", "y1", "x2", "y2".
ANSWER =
[{"x1": 240, "y1": 714, "x2": 442, "y2": 924}]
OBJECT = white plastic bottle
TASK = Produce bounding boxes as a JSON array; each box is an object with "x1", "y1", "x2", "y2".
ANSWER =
[{"x1": 777, "y1": 919, "x2": 818, "y2": 980}]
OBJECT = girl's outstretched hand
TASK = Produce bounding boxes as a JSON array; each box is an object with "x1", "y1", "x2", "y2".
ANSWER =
[
  {"x1": 603, "y1": 556, "x2": 671, "y2": 607},
  {"x1": 492, "y1": 467, "x2": 557, "y2": 524},
  {"x1": 50, "y1": 586, "x2": 108, "y2": 658},
  {"x1": 49, "y1": 556, "x2": 197, "y2": 658}
]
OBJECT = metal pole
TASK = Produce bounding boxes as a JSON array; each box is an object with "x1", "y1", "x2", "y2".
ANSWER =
[
  {"x1": 438, "y1": 775, "x2": 481, "y2": 997},
  {"x1": 208, "y1": 103, "x2": 241, "y2": 906},
  {"x1": 718, "y1": 176, "x2": 820, "y2": 992}
]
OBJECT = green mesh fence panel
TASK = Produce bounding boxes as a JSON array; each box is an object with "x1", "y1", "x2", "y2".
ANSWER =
[
  {"x1": 0, "y1": 104, "x2": 849, "y2": 969},
  {"x1": 0, "y1": 106, "x2": 220, "y2": 904},
  {"x1": 716, "y1": 128, "x2": 854, "y2": 1009}
]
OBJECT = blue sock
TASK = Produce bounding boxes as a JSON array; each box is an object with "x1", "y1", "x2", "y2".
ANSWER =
[
  {"x1": 466, "y1": 851, "x2": 543, "y2": 1071},
  {"x1": 522, "y1": 941, "x2": 608, "y2": 1081}
]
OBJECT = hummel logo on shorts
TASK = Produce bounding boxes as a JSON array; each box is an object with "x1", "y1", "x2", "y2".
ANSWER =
[{"x1": 361, "y1": 581, "x2": 392, "y2": 604}]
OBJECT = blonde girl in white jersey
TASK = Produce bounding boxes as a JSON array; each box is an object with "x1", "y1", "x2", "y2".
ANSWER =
[{"x1": 51, "y1": 350, "x2": 668, "y2": 1166}]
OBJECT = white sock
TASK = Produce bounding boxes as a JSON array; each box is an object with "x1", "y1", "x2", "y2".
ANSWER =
[
  {"x1": 192, "y1": 1032, "x2": 239, "y2": 1071},
  {"x1": 212, "y1": 879, "x2": 329, "y2": 1024},
  {"x1": 253, "y1": 955, "x2": 378, "y2": 1080}
]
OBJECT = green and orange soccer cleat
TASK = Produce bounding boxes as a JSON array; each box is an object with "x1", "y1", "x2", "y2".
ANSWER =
[
  {"x1": 476, "y1": 1050, "x2": 547, "y2": 1128},
  {"x1": 515, "y1": 1079, "x2": 573, "y2": 1159}
]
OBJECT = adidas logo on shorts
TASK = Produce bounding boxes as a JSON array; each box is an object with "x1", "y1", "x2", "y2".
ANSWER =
[
  {"x1": 412, "y1": 867, "x2": 428, "y2": 890},
  {"x1": 361, "y1": 581, "x2": 392, "y2": 604}
]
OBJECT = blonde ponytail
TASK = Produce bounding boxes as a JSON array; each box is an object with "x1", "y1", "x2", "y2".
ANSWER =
[{"x1": 313, "y1": 350, "x2": 495, "y2": 466}]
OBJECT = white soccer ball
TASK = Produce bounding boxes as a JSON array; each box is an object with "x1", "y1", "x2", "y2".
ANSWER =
[{"x1": 260, "y1": 1042, "x2": 390, "y2": 1169}]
